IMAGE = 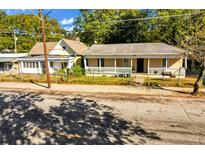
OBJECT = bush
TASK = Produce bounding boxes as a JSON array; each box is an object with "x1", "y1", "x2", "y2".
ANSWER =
[
  {"x1": 143, "y1": 77, "x2": 199, "y2": 88},
  {"x1": 69, "y1": 65, "x2": 85, "y2": 77}
]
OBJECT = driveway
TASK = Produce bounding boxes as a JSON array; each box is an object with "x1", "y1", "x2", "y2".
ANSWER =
[{"x1": 0, "y1": 91, "x2": 205, "y2": 144}]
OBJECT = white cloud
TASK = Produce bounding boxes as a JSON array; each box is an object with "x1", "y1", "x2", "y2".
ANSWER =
[
  {"x1": 60, "y1": 18, "x2": 74, "y2": 25},
  {"x1": 64, "y1": 26, "x2": 74, "y2": 31}
]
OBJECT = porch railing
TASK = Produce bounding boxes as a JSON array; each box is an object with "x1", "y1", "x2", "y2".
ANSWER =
[
  {"x1": 85, "y1": 67, "x2": 132, "y2": 75},
  {"x1": 148, "y1": 67, "x2": 186, "y2": 76},
  {"x1": 86, "y1": 67, "x2": 186, "y2": 77}
]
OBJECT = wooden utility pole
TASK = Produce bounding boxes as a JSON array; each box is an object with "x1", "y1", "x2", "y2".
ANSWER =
[
  {"x1": 39, "y1": 9, "x2": 51, "y2": 88},
  {"x1": 14, "y1": 29, "x2": 17, "y2": 53}
]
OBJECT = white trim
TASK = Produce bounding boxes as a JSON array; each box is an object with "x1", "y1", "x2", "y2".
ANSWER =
[
  {"x1": 185, "y1": 56, "x2": 188, "y2": 69},
  {"x1": 165, "y1": 58, "x2": 168, "y2": 71},
  {"x1": 85, "y1": 55, "x2": 182, "y2": 59},
  {"x1": 84, "y1": 57, "x2": 87, "y2": 68},
  {"x1": 0, "y1": 53, "x2": 28, "y2": 58},
  {"x1": 147, "y1": 58, "x2": 150, "y2": 75},
  {"x1": 99, "y1": 58, "x2": 101, "y2": 72},
  {"x1": 114, "y1": 58, "x2": 117, "y2": 74}
]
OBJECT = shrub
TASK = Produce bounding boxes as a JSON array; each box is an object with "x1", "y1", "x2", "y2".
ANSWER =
[{"x1": 70, "y1": 65, "x2": 85, "y2": 77}]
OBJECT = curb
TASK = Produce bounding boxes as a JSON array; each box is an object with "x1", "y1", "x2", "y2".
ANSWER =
[{"x1": 0, "y1": 87, "x2": 204, "y2": 100}]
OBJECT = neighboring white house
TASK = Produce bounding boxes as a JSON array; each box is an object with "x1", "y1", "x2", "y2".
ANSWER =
[
  {"x1": 0, "y1": 53, "x2": 28, "y2": 74},
  {"x1": 18, "y1": 38, "x2": 88, "y2": 74}
]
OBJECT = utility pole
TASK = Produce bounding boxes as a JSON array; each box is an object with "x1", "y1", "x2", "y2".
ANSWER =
[
  {"x1": 39, "y1": 9, "x2": 51, "y2": 88},
  {"x1": 14, "y1": 29, "x2": 17, "y2": 53}
]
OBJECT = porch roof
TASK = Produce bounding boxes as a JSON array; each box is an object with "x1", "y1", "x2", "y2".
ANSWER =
[
  {"x1": 84, "y1": 43, "x2": 185, "y2": 57},
  {"x1": 0, "y1": 57, "x2": 17, "y2": 62},
  {"x1": 18, "y1": 55, "x2": 74, "y2": 62}
]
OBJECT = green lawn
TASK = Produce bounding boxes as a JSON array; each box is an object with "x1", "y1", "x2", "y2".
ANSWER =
[
  {"x1": 0, "y1": 74, "x2": 131, "y2": 85},
  {"x1": 143, "y1": 77, "x2": 202, "y2": 88}
]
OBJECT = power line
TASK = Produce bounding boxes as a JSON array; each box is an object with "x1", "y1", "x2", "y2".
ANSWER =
[
  {"x1": 72, "y1": 11, "x2": 205, "y2": 33},
  {"x1": 89, "y1": 11, "x2": 205, "y2": 24}
]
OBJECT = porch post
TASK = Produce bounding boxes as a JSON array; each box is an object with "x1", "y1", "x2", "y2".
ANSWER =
[
  {"x1": 4, "y1": 62, "x2": 5, "y2": 74},
  {"x1": 47, "y1": 61, "x2": 50, "y2": 74},
  {"x1": 147, "y1": 58, "x2": 150, "y2": 75},
  {"x1": 19, "y1": 62, "x2": 23, "y2": 74},
  {"x1": 114, "y1": 58, "x2": 117, "y2": 74},
  {"x1": 184, "y1": 56, "x2": 187, "y2": 69},
  {"x1": 130, "y1": 58, "x2": 133, "y2": 68},
  {"x1": 165, "y1": 58, "x2": 168, "y2": 71},
  {"x1": 99, "y1": 58, "x2": 101, "y2": 73},
  {"x1": 84, "y1": 56, "x2": 87, "y2": 69},
  {"x1": 38, "y1": 61, "x2": 41, "y2": 74},
  {"x1": 130, "y1": 58, "x2": 133, "y2": 74},
  {"x1": 84, "y1": 57, "x2": 88, "y2": 75}
]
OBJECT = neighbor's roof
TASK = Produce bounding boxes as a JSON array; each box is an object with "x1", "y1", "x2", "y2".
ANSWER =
[
  {"x1": 0, "y1": 57, "x2": 17, "y2": 62},
  {"x1": 29, "y1": 42, "x2": 58, "y2": 55},
  {"x1": 18, "y1": 55, "x2": 74, "y2": 61},
  {"x1": 29, "y1": 39, "x2": 88, "y2": 56},
  {"x1": 84, "y1": 43, "x2": 185, "y2": 56},
  {"x1": 62, "y1": 38, "x2": 88, "y2": 55},
  {"x1": 0, "y1": 53, "x2": 28, "y2": 58},
  {"x1": 0, "y1": 53, "x2": 28, "y2": 62}
]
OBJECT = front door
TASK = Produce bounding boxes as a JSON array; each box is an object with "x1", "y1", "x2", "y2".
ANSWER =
[{"x1": 137, "y1": 58, "x2": 144, "y2": 73}]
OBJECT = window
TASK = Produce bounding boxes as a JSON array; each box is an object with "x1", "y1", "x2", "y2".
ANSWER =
[
  {"x1": 124, "y1": 58, "x2": 129, "y2": 67},
  {"x1": 86, "y1": 59, "x2": 89, "y2": 67},
  {"x1": 33, "y1": 62, "x2": 38, "y2": 68},
  {"x1": 162, "y1": 58, "x2": 167, "y2": 68},
  {"x1": 101, "y1": 58, "x2": 104, "y2": 67},
  {"x1": 36, "y1": 62, "x2": 39, "y2": 68},
  {"x1": 23, "y1": 62, "x2": 39, "y2": 68},
  {"x1": 98, "y1": 58, "x2": 104, "y2": 67},
  {"x1": 50, "y1": 62, "x2": 53, "y2": 68},
  {"x1": 0, "y1": 62, "x2": 4, "y2": 68},
  {"x1": 61, "y1": 62, "x2": 67, "y2": 69},
  {"x1": 62, "y1": 46, "x2": 66, "y2": 50}
]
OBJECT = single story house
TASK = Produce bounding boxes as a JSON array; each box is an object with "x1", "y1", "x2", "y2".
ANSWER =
[
  {"x1": 0, "y1": 53, "x2": 28, "y2": 74},
  {"x1": 18, "y1": 38, "x2": 88, "y2": 74},
  {"x1": 83, "y1": 43, "x2": 187, "y2": 78}
]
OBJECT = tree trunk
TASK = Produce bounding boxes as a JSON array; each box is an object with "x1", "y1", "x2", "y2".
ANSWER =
[{"x1": 192, "y1": 65, "x2": 205, "y2": 96}]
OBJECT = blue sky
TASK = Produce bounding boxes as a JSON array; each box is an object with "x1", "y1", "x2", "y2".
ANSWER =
[{"x1": 3, "y1": 9, "x2": 81, "y2": 31}]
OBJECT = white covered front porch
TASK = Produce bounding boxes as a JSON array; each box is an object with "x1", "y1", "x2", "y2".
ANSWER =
[
  {"x1": 84, "y1": 57, "x2": 187, "y2": 78},
  {"x1": 18, "y1": 56, "x2": 75, "y2": 74}
]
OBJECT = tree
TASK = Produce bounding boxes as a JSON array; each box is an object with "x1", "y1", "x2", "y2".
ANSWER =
[
  {"x1": 73, "y1": 9, "x2": 150, "y2": 45},
  {"x1": 181, "y1": 32, "x2": 205, "y2": 95},
  {"x1": 0, "y1": 10, "x2": 65, "y2": 52}
]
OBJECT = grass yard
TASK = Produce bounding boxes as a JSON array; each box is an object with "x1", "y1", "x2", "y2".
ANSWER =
[
  {"x1": 143, "y1": 77, "x2": 202, "y2": 88},
  {"x1": 0, "y1": 74, "x2": 131, "y2": 85}
]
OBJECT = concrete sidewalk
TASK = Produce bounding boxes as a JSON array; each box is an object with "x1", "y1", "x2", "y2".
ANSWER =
[{"x1": 0, "y1": 81, "x2": 202, "y2": 96}]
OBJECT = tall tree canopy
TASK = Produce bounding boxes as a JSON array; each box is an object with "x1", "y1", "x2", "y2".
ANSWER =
[
  {"x1": 0, "y1": 10, "x2": 71, "y2": 53},
  {"x1": 73, "y1": 9, "x2": 205, "y2": 46}
]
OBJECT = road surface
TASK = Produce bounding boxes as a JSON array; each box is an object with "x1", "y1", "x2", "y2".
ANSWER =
[{"x1": 0, "y1": 90, "x2": 205, "y2": 144}]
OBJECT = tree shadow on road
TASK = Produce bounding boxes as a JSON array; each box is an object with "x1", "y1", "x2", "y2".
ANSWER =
[
  {"x1": 149, "y1": 85, "x2": 191, "y2": 95},
  {"x1": 0, "y1": 92, "x2": 160, "y2": 145}
]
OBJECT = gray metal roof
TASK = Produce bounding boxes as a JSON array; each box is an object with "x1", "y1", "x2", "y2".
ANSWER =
[
  {"x1": 0, "y1": 57, "x2": 17, "y2": 62},
  {"x1": 84, "y1": 43, "x2": 185, "y2": 56},
  {"x1": 18, "y1": 55, "x2": 74, "y2": 61}
]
